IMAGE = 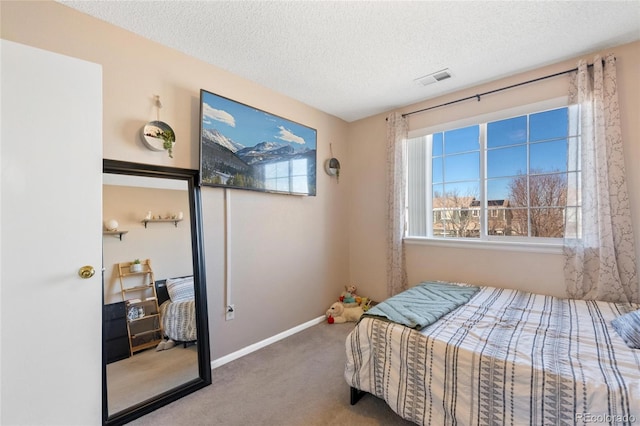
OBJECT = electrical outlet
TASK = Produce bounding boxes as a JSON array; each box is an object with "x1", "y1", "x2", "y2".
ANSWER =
[{"x1": 225, "y1": 304, "x2": 235, "y2": 321}]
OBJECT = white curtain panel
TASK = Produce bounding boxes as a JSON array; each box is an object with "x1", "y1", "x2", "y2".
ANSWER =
[
  {"x1": 564, "y1": 54, "x2": 639, "y2": 304},
  {"x1": 386, "y1": 112, "x2": 409, "y2": 296}
]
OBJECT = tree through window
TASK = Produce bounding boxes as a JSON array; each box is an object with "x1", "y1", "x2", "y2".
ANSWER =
[{"x1": 407, "y1": 105, "x2": 579, "y2": 242}]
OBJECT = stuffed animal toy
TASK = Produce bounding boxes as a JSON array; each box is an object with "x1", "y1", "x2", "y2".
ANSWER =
[
  {"x1": 340, "y1": 285, "x2": 359, "y2": 307},
  {"x1": 340, "y1": 285, "x2": 357, "y2": 298},
  {"x1": 360, "y1": 297, "x2": 372, "y2": 311},
  {"x1": 326, "y1": 302, "x2": 364, "y2": 324}
]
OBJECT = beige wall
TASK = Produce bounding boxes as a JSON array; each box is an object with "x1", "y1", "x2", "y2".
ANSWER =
[
  {"x1": 1, "y1": 0, "x2": 350, "y2": 359},
  {"x1": 349, "y1": 40, "x2": 640, "y2": 302},
  {"x1": 103, "y1": 184, "x2": 192, "y2": 304},
  {"x1": 3, "y1": 1, "x2": 639, "y2": 359}
]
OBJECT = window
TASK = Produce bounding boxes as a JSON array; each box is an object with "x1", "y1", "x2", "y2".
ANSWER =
[
  {"x1": 407, "y1": 105, "x2": 580, "y2": 243},
  {"x1": 263, "y1": 158, "x2": 309, "y2": 193}
]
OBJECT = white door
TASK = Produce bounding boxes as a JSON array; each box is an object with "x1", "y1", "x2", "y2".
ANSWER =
[{"x1": 0, "y1": 40, "x2": 103, "y2": 424}]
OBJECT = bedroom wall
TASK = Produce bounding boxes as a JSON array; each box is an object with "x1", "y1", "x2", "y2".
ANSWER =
[
  {"x1": 349, "y1": 40, "x2": 640, "y2": 303},
  {"x1": 102, "y1": 184, "x2": 192, "y2": 304},
  {"x1": 0, "y1": 0, "x2": 350, "y2": 360},
  {"x1": 4, "y1": 1, "x2": 638, "y2": 362}
]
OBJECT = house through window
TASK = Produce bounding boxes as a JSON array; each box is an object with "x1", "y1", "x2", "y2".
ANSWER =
[{"x1": 407, "y1": 104, "x2": 580, "y2": 242}]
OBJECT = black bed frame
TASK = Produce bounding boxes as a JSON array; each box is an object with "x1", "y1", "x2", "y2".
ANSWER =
[{"x1": 350, "y1": 387, "x2": 367, "y2": 405}]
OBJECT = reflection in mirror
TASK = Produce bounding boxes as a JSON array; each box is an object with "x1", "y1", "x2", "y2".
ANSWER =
[{"x1": 102, "y1": 160, "x2": 210, "y2": 425}]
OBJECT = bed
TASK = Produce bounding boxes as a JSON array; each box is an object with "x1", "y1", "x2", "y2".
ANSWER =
[
  {"x1": 156, "y1": 276, "x2": 197, "y2": 344},
  {"x1": 345, "y1": 281, "x2": 640, "y2": 425}
]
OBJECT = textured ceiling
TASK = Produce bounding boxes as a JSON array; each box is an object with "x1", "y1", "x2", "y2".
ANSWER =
[{"x1": 59, "y1": 1, "x2": 640, "y2": 122}]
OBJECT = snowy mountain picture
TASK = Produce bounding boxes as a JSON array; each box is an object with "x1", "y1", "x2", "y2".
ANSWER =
[{"x1": 199, "y1": 90, "x2": 317, "y2": 196}]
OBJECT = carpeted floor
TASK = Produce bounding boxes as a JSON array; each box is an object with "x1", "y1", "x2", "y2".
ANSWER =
[{"x1": 128, "y1": 322, "x2": 415, "y2": 425}]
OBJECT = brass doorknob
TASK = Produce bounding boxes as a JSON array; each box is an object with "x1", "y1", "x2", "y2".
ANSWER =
[{"x1": 78, "y1": 265, "x2": 95, "y2": 279}]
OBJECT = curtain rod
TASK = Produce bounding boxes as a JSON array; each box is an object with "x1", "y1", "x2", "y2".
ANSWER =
[{"x1": 394, "y1": 59, "x2": 609, "y2": 120}]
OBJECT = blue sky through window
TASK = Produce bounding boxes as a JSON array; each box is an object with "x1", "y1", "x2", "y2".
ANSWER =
[{"x1": 432, "y1": 107, "x2": 573, "y2": 201}]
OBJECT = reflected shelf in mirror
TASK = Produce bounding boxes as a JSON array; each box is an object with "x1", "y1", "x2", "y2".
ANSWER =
[
  {"x1": 141, "y1": 218, "x2": 183, "y2": 228},
  {"x1": 103, "y1": 230, "x2": 128, "y2": 240}
]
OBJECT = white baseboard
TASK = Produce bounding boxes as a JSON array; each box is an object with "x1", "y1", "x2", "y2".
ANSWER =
[{"x1": 210, "y1": 315, "x2": 326, "y2": 370}]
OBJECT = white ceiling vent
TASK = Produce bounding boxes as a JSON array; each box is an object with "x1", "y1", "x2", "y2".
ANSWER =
[{"x1": 414, "y1": 68, "x2": 453, "y2": 86}]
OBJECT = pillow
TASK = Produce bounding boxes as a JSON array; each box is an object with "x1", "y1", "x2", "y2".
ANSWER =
[
  {"x1": 166, "y1": 276, "x2": 195, "y2": 302},
  {"x1": 611, "y1": 309, "x2": 640, "y2": 349}
]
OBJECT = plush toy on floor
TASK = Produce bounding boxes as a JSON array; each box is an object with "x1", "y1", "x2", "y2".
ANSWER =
[
  {"x1": 340, "y1": 284, "x2": 359, "y2": 307},
  {"x1": 360, "y1": 297, "x2": 372, "y2": 311},
  {"x1": 326, "y1": 301, "x2": 364, "y2": 324}
]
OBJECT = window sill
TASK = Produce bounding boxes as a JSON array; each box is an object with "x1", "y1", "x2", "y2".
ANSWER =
[{"x1": 404, "y1": 237, "x2": 564, "y2": 255}]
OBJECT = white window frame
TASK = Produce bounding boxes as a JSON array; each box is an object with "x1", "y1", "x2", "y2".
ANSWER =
[
  {"x1": 405, "y1": 97, "x2": 573, "y2": 254},
  {"x1": 263, "y1": 158, "x2": 309, "y2": 194}
]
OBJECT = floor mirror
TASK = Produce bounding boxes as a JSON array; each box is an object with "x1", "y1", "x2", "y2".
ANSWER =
[{"x1": 102, "y1": 159, "x2": 211, "y2": 425}]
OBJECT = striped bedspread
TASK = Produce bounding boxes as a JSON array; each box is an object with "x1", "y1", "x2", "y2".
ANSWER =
[
  {"x1": 160, "y1": 299, "x2": 196, "y2": 342},
  {"x1": 345, "y1": 286, "x2": 640, "y2": 425}
]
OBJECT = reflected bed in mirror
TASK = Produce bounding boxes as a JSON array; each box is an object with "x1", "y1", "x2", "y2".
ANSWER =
[{"x1": 102, "y1": 160, "x2": 210, "y2": 426}]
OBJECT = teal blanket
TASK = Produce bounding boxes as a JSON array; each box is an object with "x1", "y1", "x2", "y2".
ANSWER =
[{"x1": 362, "y1": 281, "x2": 479, "y2": 330}]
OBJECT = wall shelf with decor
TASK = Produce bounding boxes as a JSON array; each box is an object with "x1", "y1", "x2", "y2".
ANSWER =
[
  {"x1": 103, "y1": 219, "x2": 127, "y2": 240},
  {"x1": 103, "y1": 230, "x2": 128, "y2": 240},
  {"x1": 142, "y1": 218, "x2": 183, "y2": 228}
]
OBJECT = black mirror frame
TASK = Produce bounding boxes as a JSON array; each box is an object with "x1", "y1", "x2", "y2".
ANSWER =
[{"x1": 102, "y1": 159, "x2": 211, "y2": 426}]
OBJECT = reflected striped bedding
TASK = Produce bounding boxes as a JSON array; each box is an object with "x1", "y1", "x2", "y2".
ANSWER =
[{"x1": 160, "y1": 299, "x2": 196, "y2": 342}]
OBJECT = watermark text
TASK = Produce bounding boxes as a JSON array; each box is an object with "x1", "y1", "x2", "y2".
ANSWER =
[{"x1": 576, "y1": 413, "x2": 636, "y2": 424}]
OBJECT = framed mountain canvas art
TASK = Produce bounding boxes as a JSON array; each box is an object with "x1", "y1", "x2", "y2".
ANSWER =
[{"x1": 199, "y1": 90, "x2": 317, "y2": 196}]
